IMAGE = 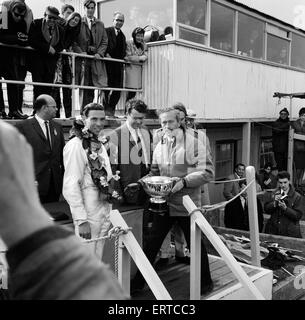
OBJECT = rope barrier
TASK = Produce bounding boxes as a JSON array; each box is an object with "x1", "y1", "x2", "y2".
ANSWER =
[
  {"x1": 209, "y1": 177, "x2": 246, "y2": 184},
  {"x1": 189, "y1": 179, "x2": 255, "y2": 216},
  {"x1": 82, "y1": 226, "x2": 132, "y2": 244}
]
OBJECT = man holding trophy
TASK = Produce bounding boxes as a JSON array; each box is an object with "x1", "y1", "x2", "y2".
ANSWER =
[{"x1": 131, "y1": 107, "x2": 215, "y2": 295}]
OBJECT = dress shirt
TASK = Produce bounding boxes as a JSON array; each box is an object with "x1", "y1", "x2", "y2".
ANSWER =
[{"x1": 35, "y1": 114, "x2": 49, "y2": 139}]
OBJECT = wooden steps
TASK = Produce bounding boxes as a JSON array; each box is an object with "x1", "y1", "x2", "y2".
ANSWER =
[{"x1": 132, "y1": 255, "x2": 272, "y2": 300}]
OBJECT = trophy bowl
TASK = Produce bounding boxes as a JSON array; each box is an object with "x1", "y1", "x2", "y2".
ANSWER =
[{"x1": 142, "y1": 176, "x2": 175, "y2": 214}]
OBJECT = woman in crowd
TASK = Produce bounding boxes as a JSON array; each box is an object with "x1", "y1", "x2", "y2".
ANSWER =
[
  {"x1": 291, "y1": 107, "x2": 305, "y2": 187},
  {"x1": 125, "y1": 27, "x2": 148, "y2": 102},
  {"x1": 53, "y1": 12, "x2": 82, "y2": 118}
]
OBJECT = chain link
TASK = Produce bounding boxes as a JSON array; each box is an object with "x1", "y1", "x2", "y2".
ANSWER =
[{"x1": 83, "y1": 226, "x2": 132, "y2": 244}]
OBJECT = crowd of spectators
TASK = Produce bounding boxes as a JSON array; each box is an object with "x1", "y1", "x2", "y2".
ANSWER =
[{"x1": 0, "y1": 0, "x2": 158, "y2": 119}]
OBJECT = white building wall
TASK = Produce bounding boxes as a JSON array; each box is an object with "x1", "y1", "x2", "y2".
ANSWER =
[{"x1": 143, "y1": 42, "x2": 305, "y2": 119}]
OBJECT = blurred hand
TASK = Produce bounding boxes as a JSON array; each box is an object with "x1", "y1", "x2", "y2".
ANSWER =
[
  {"x1": 49, "y1": 46, "x2": 56, "y2": 55},
  {"x1": 0, "y1": 121, "x2": 52, "y2": 247},
  {"x1": 78, "y1": 222, "x2": 91, "y2": 240},
  {"x1": 171, "y1": 178, "x2": 184, "y2": 194},
  {"x1": 94, "y1": 53, "x2": 101, "y2": 60}
]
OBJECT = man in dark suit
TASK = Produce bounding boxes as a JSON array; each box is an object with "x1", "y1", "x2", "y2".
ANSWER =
[
  {"x1": 16, "y1": 94, "x2": 65, "y2": 203},
  {"x1": 109, "y1": 99, "x2": 151, "y2": 205},
  {"x1": 104, "y1": 12, "x2": 126, "y2": 117},
  {"x1": 28, "y1": 6, "x2": 64, "y2": 101},
  {"x1": 223, "y1": 163, "x2": 246, "y2": 200},
  {"x1": 224, "y1": 181, "x2": 264, "y2": 232}
]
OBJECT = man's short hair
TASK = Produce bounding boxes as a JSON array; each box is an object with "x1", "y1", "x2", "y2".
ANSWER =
[
  {"x1": 113, "y1": 11, "x2": 124, "y2": 18},
  {"x1": 10, "y1": 1, "x2": 27, "y2": 14},
  {"x1": 83, "y1": 0, "x2": 96, "y2": 8},
  {"x1": 264, "y1": 162, "x2": 273, "y2": 170},
  {"x1": 45, "y1": 6, "x2": 60, "y2": 17},
  {"x1": 234, "y1": 163, "x2": 245, "y2": 171},
  {"x1": 61, "y1": 4, "x2": 75, "y2": 15},
  {"x1": 278, "y1": 171, "x2": 290, "y2": 180},
  {"x1": 126, "y1": 99, "x2": 148, "y2": 115},
  {"x1": 172, "y1": 102, "x2": 187, "y2": 117},
  {"x1": 158, "y1": 107, "x2": 180, "y2": 121},
  {"x1": 33, "y1": 96, "x2": 48, "y2": 111},
  {"x1": 83, "y1": 103, "x2": 104, "y2": 117}
]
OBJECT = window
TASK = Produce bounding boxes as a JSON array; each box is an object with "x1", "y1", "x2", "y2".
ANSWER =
[
  {"x1": 267, "y1": 34, "x2": 290, "y2": 65},
  {"x1": 291, "y1": 33, "x2": 305, "y2": 69},
  {"x1": 237, "y1": 13, "x2": 264, "y2": 59},
  {"x1": 260, "y1": 138, "x2": 275, "y2": 169},
  {"x1": 177, "y1": 0, "x2": 207, "y2": 30},
  {"x1": 179, "y1": 26, "x2": 206, "y2": 44},
  {"x1": 210, "y1": 2, "x2": 235, "y2": 53},
  {"x1": 97, "y1": 0, "x2": 173, "y2": 41},
  {"x1": 215, "y1": 141, "x2": 235, "y2": 179}
]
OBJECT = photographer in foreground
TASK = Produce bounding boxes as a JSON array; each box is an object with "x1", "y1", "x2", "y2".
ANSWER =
[{"x1": 265, "y1": 171, "x2": 304, "y2": 238}]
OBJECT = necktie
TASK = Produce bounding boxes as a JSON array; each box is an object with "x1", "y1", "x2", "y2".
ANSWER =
[
  {"x1": 44, "y1": 121, "x2": 52, "y2": 149},
  {"x1": 89, "y1": 19, "x2": 93, "y2": 30}
]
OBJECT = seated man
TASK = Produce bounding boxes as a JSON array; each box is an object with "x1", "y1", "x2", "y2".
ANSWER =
[
  {"x1": 265, "y1": 171, "x2": 304, "y2": 238},
  {"x1": 223, "y1": 163, "x2": 246, "y2": 200},
  {"x1": 257, "y1": 162, "x2": 277, "y2": 190}
]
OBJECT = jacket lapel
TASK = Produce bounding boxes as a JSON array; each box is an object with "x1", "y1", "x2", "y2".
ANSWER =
[{"x1": 32, "y1": 118, "x2": 48, "y2": 143}]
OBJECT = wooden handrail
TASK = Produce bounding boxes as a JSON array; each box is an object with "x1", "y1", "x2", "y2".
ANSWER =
[
  {"x1": 183, "y1": 190, "x2": 265, "y2": 300},
  {"x1": 109, "y1": 209, "x2": 172, "y2": 300}
]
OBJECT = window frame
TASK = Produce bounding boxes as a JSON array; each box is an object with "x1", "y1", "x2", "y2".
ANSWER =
[{"x1": 215, "y1": 139, "x2": 236, "y2": 180}]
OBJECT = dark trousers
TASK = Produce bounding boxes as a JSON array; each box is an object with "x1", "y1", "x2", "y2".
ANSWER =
[
  {"x1": 53, "y1": 87, "x2": 72, "y2": 118},
  {"x1": 31, "y1": 56, "x2": 57, "y2": 101},
  {"x1": 39, "y1": 173, "x2": 60, "y2": 204},
  {"x1": 133, "y1": 212, "x2": 212, "y2": 287},
  {"x1": 79, "y1": 62, "x2": 94, "y2": 114},
  {"x1": 2, "y1": 62, "x2": 26, "y2": 114},
  {"x1": 274, "y1": 151, "x2": 288, "y2": 171},
  {"x1": 126, "y1": 91, "x2": 136, "y2": 102},
  {"x1": 104, "y1": 62, "x2": 123, "y2": 116},
  {"x1": 52, "y1": 57, "x2": 72, "y2": 118}
]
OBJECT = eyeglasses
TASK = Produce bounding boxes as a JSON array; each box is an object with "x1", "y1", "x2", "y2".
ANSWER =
[
  {"x1": 13, "y1": 11, "x2": 25, "y2": 18},
  {"x1": 280, "y1": 113, "x2": 288, "y2": 116},
  {"x1": 46, "y1": 15, "x2": 58, "y2": 20}
]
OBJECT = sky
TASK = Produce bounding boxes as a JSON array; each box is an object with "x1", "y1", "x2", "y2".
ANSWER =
[
  {"x1": 236, "y1": 0, "x2": 305, "y2": 29},
  {"x1": 24, "y1": 0, "x2": 305, "y2": 30}
]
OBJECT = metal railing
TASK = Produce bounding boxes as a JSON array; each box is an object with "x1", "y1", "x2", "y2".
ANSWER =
[{"x1": 0, "y1": 42, "x2": 143, "y2": 117}]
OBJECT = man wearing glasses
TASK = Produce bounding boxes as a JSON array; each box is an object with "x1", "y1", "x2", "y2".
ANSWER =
[{"x1": 28, "y1": 6, "x2": 65, "y2": 101}]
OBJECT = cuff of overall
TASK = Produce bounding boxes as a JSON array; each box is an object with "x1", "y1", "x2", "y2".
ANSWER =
[{"x1": 6, "y1": 226, "x2": 73, "y2": 273}]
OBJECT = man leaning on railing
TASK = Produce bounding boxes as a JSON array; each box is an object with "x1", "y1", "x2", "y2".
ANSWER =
[
  {"x1": 0, "y1": 0, "x2": 31, "y2": 119},
  {"x1": 28, "y1": 6, "x2": 64, "y2": 102}
]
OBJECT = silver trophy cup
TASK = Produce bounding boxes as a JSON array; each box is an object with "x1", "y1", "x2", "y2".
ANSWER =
[{"x1": 142, "y1": 176, "x2": 175, "y2": 214}]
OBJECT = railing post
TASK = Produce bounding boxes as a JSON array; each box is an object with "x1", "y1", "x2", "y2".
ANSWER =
[
  {"x1": 190, "y1": 211, "x2": 201, "y2": 300},
  {"x1": 183, "y1": 195, "x2": 265, "y2": 300},
  {"x1": 118, "y1": 238, "x2": 131, "y2": 295},
  {"x1": 71, "y1": 54, "x2": 76, "y2": 117},
  {"x1": 287, "y1": 127, "x2": 294, "y2": 180},
  {"x1": 245, "y1": 166, "x2": 261, "y2": 267}
]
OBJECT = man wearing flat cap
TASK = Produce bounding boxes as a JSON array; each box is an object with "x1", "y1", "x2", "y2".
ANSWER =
[
  {"x1": 272, "y1": 107, "x2": 290, "y2": 171},
  {"x1": 28, "y1": 6, "x2": 65, "y2": 101}
]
